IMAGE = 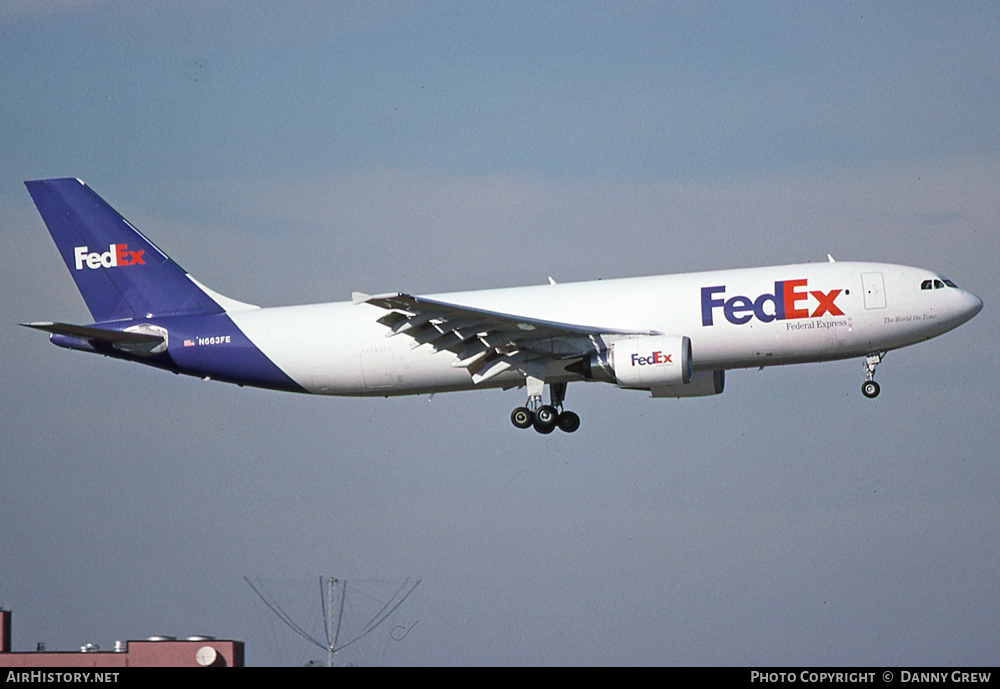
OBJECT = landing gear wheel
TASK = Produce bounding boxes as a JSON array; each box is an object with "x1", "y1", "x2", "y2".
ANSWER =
[
  {"x1": 511, "y1": 407, "x2": 534, "y2": 429},
  {"x1": 556, "y1": 410, "x2": 581, "y2": 433},
  {"x1": 533, "y1": 419, "x2": 555, "y2": 434},
  {"x1": 861, "y1": 380, "x2": 880, "y2": 398},
  {"x1": 533, "y1": 405, "x2": 558, "y2": 434}
]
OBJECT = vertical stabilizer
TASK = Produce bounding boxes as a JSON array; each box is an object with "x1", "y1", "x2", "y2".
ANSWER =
[{"x1": 25, "y1": 178, "x2": 225, "y2": 322}]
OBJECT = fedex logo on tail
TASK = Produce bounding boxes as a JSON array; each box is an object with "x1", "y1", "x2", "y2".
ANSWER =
[
  {"x1": 73, "y1": 244, "x2": 145, "y2": 270},
  {"x1": 702, "y1": 280, "x2": 844, "y2": 326}
]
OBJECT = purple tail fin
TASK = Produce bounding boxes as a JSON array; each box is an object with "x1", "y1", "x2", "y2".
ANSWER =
[{"x1": 25, "y1": 178, "x2": 224, "y2": 323}]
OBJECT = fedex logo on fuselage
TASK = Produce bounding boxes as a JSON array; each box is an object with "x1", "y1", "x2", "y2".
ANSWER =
[
  {"x1": 701, "y1": 279, "x2": 844, "y2": 326},
  {"x1": 631, "y1": 351, "x2": 672, "y2": 366},
  {"x1": 73, "y1": 244, "x2": 145, "y2": 270}
]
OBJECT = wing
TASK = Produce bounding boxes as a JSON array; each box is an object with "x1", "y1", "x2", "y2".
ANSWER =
[{"x1": 354, "y1": 292, "x2": 658, "y2": 384}]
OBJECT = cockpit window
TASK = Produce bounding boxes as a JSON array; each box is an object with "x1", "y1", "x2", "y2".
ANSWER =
[
  {"x1": 921, "y1": 278, "x2": 957, "y2": 290},
  {"x1": 921, "y1": 278, "x2": 958, "y2": 290}
]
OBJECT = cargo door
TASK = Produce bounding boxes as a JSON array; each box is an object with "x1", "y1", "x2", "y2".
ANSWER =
[{"x1": 360, "y1": 347, "x2": 397, "y2": 389}]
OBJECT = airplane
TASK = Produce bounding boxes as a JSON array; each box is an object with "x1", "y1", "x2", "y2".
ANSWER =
[{"x1": 21, "y1": 178, "x2": 983, "y2": 434}]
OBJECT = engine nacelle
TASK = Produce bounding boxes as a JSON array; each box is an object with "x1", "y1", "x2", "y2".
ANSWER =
[
  {"x1": 570, "y1": 335, "x2": 725, "y2": 397},
  {"x1": 610, "y1": 335, "x2": 693, "y2": 389}
]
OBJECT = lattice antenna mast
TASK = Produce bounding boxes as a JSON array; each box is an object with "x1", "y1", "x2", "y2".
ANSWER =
[
  {"x1": 247, "y1": 575, "x2": 421, "y2": 667},
  {"x1": 325, "y1": 577, "x2": 346, "y2": 667}
]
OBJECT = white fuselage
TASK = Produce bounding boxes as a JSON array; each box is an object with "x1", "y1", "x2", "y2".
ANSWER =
[{"x1": 227, "y1": 261, "x2": 982, "y2": 396}]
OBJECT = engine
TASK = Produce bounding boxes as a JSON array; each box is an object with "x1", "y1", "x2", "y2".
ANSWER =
[
  {"x1": 611, "y1": 335, "x2": 692, "y2": 388},
  {"x1": 572, "y1": 335, "x2": 724, "y2": 397}
]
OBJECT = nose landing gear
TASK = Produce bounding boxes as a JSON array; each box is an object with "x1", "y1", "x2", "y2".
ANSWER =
[
  {"x1": 510, "y1": 380, "x2": 580, "y2": 433},
  {"x1": 861, "y1": 352, "x2": 883, "y2": 398}
]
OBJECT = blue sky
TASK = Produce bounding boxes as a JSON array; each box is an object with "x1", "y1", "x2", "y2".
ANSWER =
[{"x1": 1, "y1": 1, "x2": 998, "y2": 666}]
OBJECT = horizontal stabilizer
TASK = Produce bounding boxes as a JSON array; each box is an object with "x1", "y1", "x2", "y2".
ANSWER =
[
  {"x1": 21, "y1": 321, "x2": 163, "y2": 345},
  {"x1": 20, "y1": 321, "x2": 170, "y2": 358}
]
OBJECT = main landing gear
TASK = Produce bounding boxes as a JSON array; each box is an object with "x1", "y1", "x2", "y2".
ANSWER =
[
  {"x1": 861, "y1": 351, "x2": 883, "y2": 399},
  {"x1": 510, "y1": 381, "x2": 581, "y2": 434}
]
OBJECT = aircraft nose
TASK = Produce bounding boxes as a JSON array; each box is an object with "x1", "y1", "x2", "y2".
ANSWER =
[
  {"x1": 960, "y1": 290, "x2": 983, "y2": 322},
  {"x1": 967, "y1": 291, "x2": 983, "y2": 317}
]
